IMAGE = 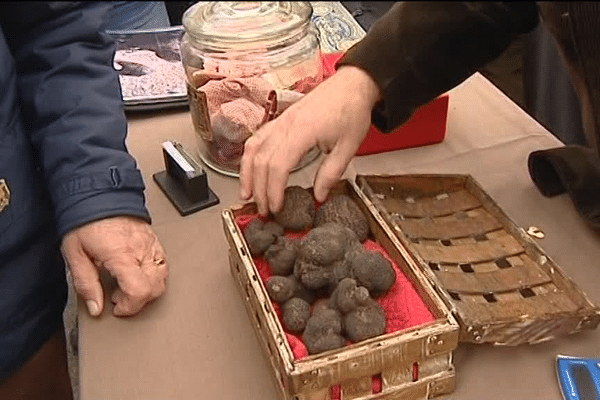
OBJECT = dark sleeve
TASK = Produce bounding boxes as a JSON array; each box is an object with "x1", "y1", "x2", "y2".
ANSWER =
[
  {"x1": 2, "y1": 2, "x2": 151, "y2": 237},
  {"x1": 337, "y1": 2, "x2": 540, "y2": 132}
]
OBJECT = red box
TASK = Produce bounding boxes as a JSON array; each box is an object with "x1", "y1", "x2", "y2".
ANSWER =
[{"x1": 321, "y1": 53, "x2": 449, "y2": 156}]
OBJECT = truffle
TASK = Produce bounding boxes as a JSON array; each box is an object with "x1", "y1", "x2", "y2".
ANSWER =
[
  {"x1": 311, "y1": 298, "x2": 331, "y2": 316},
  {"x1": 293, "y1": 279, "x2": 317, "y2": 305},
  {"x1": 243, "y1": 218, "x2": 277, "y2": 256},
  {"x1": 263, "y1": 221, "x2": 284, "y2": 238},
  {"x1": 302, "y1": 308, "x2": 345, "y2": 355},
  {"x1": 328, "y1": 258, "x2": 354, "y2": 292},
  {"x1": 328, "y1": 278, "x2": 370, "y2": 314},
  {"x1": 294, "y1": 260, "x2": 332, "y2": 290},
  {"x1": 265, "y1": 275, "x2": 297, "y2": 304},
  {"x1": 298, "y1": 223, "x2": 357, "y2": 266},
  {"x1": 350, "y1": 249, "x2": 396, "y2": 297},
  {"x1": 315, "y1": 194, "x2": 370, "y2": 242},
  {"x1": 264, "y1": 236, "x2": 298, "y2": 276},
  {"x1": 282, "y1": 298, "x2": 311, "y2": 333},
  {"x1": 344, "y1": 299, "x2": 386, "y2": 343},
  {"x1": 266, "y1": 275, "x2": 315, "y2": 304},
  {"x1": 274, "y1": 186, "x2": 315, "y2": 231}
]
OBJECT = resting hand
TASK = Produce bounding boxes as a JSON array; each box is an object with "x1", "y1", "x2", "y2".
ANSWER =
[
  {"x1": 61, "y1": 216, "x2": 168, "y2": 317},
  {"x1": 239, "y1": 65, "x2": 382, "y2": 216}
]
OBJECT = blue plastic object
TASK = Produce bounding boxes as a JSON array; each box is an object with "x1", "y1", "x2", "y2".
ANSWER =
[{"x1": 556, "y1": 355, "x2": 600, "y2": 400}]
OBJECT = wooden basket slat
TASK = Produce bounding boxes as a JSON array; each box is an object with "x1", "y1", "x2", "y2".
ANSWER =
[
  {"x1": 340, "y1": 376, "x2": 373, "y2": 399},
  {"x1": 435, "y1": 259, "x2": 552, "y2": 294},
  {"x1": 395, "y1": 208, "x2": 502, "y2": 240},
  {"x1": 455, "y1": 291, "x2": 579, "y2": 324},
  {"x1": 290, "y1": 325, "x2": 458, "y2": 394},
  {"x1": 418, "y1": 352, "x2": 453, "y2": 379},
  {"x1": 372, "y1": 380, "x2": 430, "y2": 400},
  {"x1": 381, "y1": 190, "x2": 480, "y2": 218},
  {"x1": 412, "y1": 233, "x2": 524, "y2": 264},
  {"x1": 363, "y1": 174, "x2": 468, "y2": 198},
  {"x1": 469, "y1": 315, "x2": 589, "y2": 345},
  {"x1": 381, "y1": 362, "x2": 413, "y2": 388}
]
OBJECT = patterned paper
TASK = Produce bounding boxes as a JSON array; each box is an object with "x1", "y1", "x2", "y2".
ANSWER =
[{"x1": 311, "y1": 1, "x2": 366, "y2": 53}]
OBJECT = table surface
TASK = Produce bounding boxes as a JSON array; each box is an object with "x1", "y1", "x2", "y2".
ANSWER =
[{"x1": 79, "y1": 72, "x2": 600, "y2": 400}]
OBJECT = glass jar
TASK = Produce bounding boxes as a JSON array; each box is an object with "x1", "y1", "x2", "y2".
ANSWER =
[{"x1": 181, "y1": 1, "x2": 323, "y2": 177}]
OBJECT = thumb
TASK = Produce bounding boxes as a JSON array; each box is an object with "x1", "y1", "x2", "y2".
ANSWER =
[
  {"x1": 61, "y1": 245, "x2": 104, "y2": 317},
  {"x1": 313, "y1": 147, "x2": 356, "y2": 203}
]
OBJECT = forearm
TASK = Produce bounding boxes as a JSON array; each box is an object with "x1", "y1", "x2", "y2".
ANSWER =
[
  {"x1": 338, "y1": 1, "x2": 540, "y2": 132},
  {"x1": 4, "y1": 2, "x2": 150, "y2": 237}
]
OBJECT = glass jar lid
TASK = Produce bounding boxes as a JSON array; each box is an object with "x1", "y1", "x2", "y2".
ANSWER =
[{"x1": 182, "y1": 2, "x2": 313, "y2": 49}]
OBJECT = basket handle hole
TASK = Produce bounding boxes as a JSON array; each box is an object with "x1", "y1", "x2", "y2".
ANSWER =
[
  {"x1": 429, "y1": 262, "x2": 440, "y2": 271},
  {"x1": 495, "y1": 258, "x2": 512, "y2": 269},
  {"x1": 330, "y1": 385, "x2": 341, "y2": 399},
  {"x1": 519, "y1": 287, "x2": 536, "y2": 298},
  {"x1": 372, "y1": 373, "x2": 382, "y2": 394},
  {"x1": 483, "y1": 293, "x2": 497, "y2": 303},
  {"x1": 412, "y1": 362, "x2": 419, "y2": 382},
  {"x1": 449, "y1": 291, "x2": 461, "y2": 301},
  {"x1": 459, "y1": 263, "x2": 474, "y2": 273},
  {"x1": 474, "y1": 234, "x2": 488, "y2": 242},
  {"x1": 441, "y1": 239, "x2": 452, "y2": 246}
]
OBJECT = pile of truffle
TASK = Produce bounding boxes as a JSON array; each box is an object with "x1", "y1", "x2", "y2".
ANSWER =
[{"x1": 243, "y1": 186, "x2": 396, "y2": 355}]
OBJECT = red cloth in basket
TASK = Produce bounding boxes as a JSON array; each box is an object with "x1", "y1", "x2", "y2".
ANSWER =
[{"x1": 235, "y1": 210, "x2": 434, "y2": 398}]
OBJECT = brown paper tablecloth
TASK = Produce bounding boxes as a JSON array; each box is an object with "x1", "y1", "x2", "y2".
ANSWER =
[{"x1": 79, "y1": 73, "x2": 600, "y2": 400}]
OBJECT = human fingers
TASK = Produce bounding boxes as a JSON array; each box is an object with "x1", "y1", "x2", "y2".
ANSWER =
[
  {"x1": 250, "y1": 125, "x2": 280, "y2": 216},
  {"x1": 140, "y1": 241, "x2": 169, "y2": 295},
  {"x1": 61, "y1": 239, "x2": 104, "y2": 317},
  {"x1": 112, "y1": 234, "x2": 168, "y2": 316},
  {"x1": 103, "y1": 255, "x2": 155, "y2": 316},
  {"x1": 111, "y1": 257, "x2": 167, "y2": 317},
  {"x1": 313, "y1": 141, "x2": 360, "y2": 203},
  {"x1": 240, "y1": 133, "x2": 263, "y2": 200},
  {"x1": 265, "y1": 131, "x2": 315, "y2": 213},
  {"x1": 251, "y1": 147, "x2": 270, "y2": 216}
]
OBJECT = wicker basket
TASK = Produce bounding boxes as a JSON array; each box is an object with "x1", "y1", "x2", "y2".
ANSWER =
[
  {"x1": 222, "y1": 179, "x2": 460, "y2": 400},
  {"x1": 221, "y1": 174, "x2": 600, "y2": 399}
]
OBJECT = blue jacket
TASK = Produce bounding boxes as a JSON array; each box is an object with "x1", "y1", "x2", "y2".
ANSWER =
[{"x1": 0, "y1": 2, "x2": 151, "y2": 379}]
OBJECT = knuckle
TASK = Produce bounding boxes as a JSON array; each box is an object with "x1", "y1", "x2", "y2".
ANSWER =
[
  {"x1": 253, "y1": 154, "x2": 268, "y2": 169},
  {"x1": 244, "y1": 137, "x2": 259, "y2": 152},
  {"x1": 268, "y1": 160, "x2": 285, "y2": 176},
  {"x1": 127, "y1": 285, "x2": 153, "y2": 304}
]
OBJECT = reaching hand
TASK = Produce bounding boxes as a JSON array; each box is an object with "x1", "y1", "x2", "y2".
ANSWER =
[
  {"x1": 61, "y1": 216, "x2": 168, "y2": 317},
  {"x1": 239, "y1": 65, "x2": 382, "y2": 216}
]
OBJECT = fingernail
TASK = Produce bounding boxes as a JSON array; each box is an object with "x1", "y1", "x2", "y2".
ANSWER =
[{"x1": 87, "y1": 300, "x2": 100, "y2": 317}]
